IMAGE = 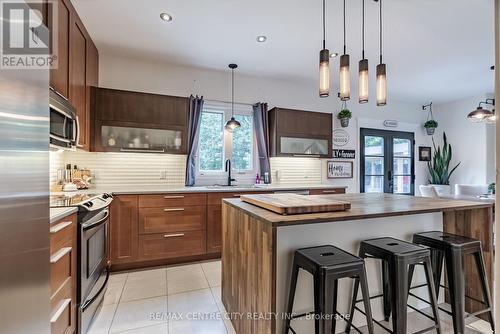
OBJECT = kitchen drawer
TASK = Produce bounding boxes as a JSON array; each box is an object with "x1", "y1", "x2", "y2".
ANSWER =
[
  {"x1": 207, "y1": 191, "x2": 272, "y2": 205},
  {"x1": 308, "y1": 188, "x2": 346, "y2": 195},
  {"x1": 50, "y1": 214, "x2": 76, "y2": 253},
  {"x1": 139, "y1": 193, "x2": 206, "y2": 208},
  {"x1": 138, "y1": 230, "x2": 206, "y2": 260},
  {"x1": 50, "y1": 278, "x2": 73, "y2": 334},
  {"x1": 139, "y1": 206, "x2": 206, "y2": 234},
  {"x1": 50, "y1": 246, "x2": 73, "y2": 296}
]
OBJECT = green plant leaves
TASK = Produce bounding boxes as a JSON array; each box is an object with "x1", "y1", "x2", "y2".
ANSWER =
[{"x1": 427, "y1": 132, "x2": 460, "y2": 185}]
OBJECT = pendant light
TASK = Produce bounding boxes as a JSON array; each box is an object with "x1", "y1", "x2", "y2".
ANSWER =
[
  {"x1": 225, "y1": 64, "x2": 241, "y2": 132},
  {"x1": 358, "y1": 0, "x2": 369, "y2": 103},
  {"x1": 376, "y1": 0, "x2": 387, "y2": 106},
  {"x1": 467, "y1": 99, "x2": 495, "y2": 123},
  {"x1": 319, "y1": 0, "x2": 330, "y2": 97},
  {"x1": 339, "y1": 0, "x2": 350, "y2": 101}
]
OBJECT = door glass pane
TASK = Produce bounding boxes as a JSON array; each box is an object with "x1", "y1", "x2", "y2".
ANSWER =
[
  {"x1": 280, "y1": 137, "x2": 329, "y2": 155},
  {"x1": 393, "y1": 138, "x2": 411, "y2": 157},
  {"x1": 232, "y1": 114, "x2": 253, "y2": 170},
  {"x1": 365, "y1": 176, "x2": 384, "y2": 193},
  {"x1": 393, "y1": 158, "x2": 412, "y2": 175},
  {"x1": 393, "y1": 175, "x2": 412, "y2": 194},
  {"x1": 364, "y1": 136, "x2": 384, "y2": 156},
  {"x1": 365, "y1": 157, "x2": 384, "y2": 175},
  {"x1": 199, "y1": 112, "x2": 224, "y2": 171}
]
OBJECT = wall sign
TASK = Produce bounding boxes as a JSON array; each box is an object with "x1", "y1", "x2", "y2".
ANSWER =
[
  {"x1": 333, "y1": 149, "x2": 355, "y2": 159},
  {"x1": 419, "y1": 146, "x2": 432, "y2": 161},
  {"x1": 327, "y1": 161, "x2": 353, "y2": 179},
  {"x1": 383, "y1": 120, "x2": 398, "y2": 128},
  {"x1": 332, "y1": 129, "x2": 350, "y2": 147}
]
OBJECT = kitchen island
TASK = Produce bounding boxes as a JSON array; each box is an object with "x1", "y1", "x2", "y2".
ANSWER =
[{"x1": 221, "y1": 193, "x2": 493, "y2": 334}]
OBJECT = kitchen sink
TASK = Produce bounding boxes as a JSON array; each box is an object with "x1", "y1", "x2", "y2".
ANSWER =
[{"x1": 204, "y1": 184, "x2": 261, "y2": 189}]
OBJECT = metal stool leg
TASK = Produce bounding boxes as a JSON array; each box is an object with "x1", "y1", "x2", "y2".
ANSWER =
[
  {"x1": 473, "y1": 250, "x2": 495, "y2": 332},
  {"x1": 407, "y1": 264, "x2": 415, "y2": 303},
  {"x1": 344, "y1": 277, "x2": 360, "y2": 334},
  {"x1": 389, "y1": 260, "x2": 408, "y2": 334},
  {"x1": 314, "y1": 273, "x2": 322, "y2": 334},
  {"x1": 331, "y1": 279, "x2": 338, "y2": 334},
  {"x1": 382, "y1": 260, "x2": 392, "y2": 322},
  {"x1": 445, "y1": 249, "x2": 466, "y2": 334},
  {"x1": 359, "y1": 266, "x2": 375, "y2": 334},
  {"x1": 284, "y1": 258, "x2": 299, "y2": 334},
  {"x1": 423, "y1": 257, "x2": 442, "y2": 334},
  {"x1": 430, "y1": 249, "x2": 444, "y2": 298}
]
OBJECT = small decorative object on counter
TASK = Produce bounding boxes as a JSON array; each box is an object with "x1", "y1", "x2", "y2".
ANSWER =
[
  {"x1": 256, "y1": 173, "x2": 260, "y2": 184},
  {"x1": 488, "y1": 183, "x2": 495, "y2": 195},
  {"x1": 264, "y1": 172, "x2": 270, "y2": 184},
  {"x1": 337, "y1": 101, "x2": 352, "y2": 128},
  {"x1": 427, "y1": 132, "x2": 460, "y2": 195},
  {"x1": 423, "y1": 103, "x2": 438, "y2": 135}
]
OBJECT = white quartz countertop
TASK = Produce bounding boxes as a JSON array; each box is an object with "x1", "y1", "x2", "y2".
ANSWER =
[
  {"x1": 50, "y1": 207, "x2": 78, "y2": 223},
  {"x1": 51, "y1": 184, "x2": 347, "y2": 196}
]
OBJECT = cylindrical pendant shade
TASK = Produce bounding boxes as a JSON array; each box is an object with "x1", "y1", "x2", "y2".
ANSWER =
[
  {"x1": 376, "y1": 63, "x2": 387, "y2": 106},
  {"x1": 340, "y1": 54, "x2": 350, "y2": 101},
  {"x1": 358, "y1": 59, "x2": 369, "y2": 103},
  {"x1": 319, "y1": 49, "x2": 330, "y2": 98}
]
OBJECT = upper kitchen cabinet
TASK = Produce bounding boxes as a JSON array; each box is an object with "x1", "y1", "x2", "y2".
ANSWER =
[
  {"x1": 47, "y1": 0, "x2": 98, "y2": 151},
  {"x1": 268, "y1": 107, "x2": 332, "y2": 158},
  {"x1": 91, "y1": 87, "x2": 189, "y2": 154}
]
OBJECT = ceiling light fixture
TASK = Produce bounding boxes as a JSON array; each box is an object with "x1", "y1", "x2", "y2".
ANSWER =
[
  {"x1": 160, "y1": 12, "x2": 172, "y2": 22},
  {"x1": 468, "y1": 98, "x2": 495, "y2": 123},
  {"x1": 358, "y1": 0, "x2": 369, "y2": 104},
  {"x1": 319, "y1": 0, "x2": 330, "y2": 98},
  {"x1": 339, "y1": 0, "x2": 350, "y2": 101},
  {"x1": 376, "y1": 0, "x2": 387, "y2": 106},
  {"x1": 256, "y1": 35, "x2": 267, "y2": 43},
  {"x1": 225, "y1": 64, "x2": 241, "y2": 132}
]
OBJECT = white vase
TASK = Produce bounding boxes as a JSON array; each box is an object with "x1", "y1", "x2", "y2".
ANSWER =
[{"x1": 430, "y1": 184, "x2": 451, "y2": 196}]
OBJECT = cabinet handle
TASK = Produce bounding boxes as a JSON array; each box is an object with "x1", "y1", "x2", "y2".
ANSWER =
[
  {"x1": 322, "y1": 190, "x2": 338, "y2": 193},
  {"x1": 50, "y1": 220, "x2": 73, "y2": 234},
  {"x1": 50, "y1": 298, "x2": 71, "y2": 323},
  {"x1": 163, "y1": 208, "x2": 184, "y2": 212},
  {"x1": 50, "y1": 247, "x2": 72, "y2": 263},
  {"x1": 163, "y1": 195, "x2": 184, "y2": 199},
  {"x1": 163, "y1": 233, "x2": 185, "y2": 238}
]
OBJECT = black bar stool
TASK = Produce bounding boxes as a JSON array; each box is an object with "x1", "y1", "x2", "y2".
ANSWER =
[
  {"x1": 412, "y1": 231, "x2": 494, "y2": 334},
  {"x1": 284, "y1": 245, "x2": 374, "y2": 334},
  {"x1": 348, "y1": 237, "x2": 442, "y2": 334}
]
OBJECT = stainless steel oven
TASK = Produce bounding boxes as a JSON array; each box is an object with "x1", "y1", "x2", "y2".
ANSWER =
[
  {"x1": 50, "y1": 88, "x2": 79, "y2": 149},
  {"x1": 77, "y1": 194, "x2": 113, "y2": 334}
]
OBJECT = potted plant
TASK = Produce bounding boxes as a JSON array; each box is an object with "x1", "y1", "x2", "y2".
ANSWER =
[
  {"x1": 337, "y1": 108, "x2": 352, "y2": 128},
  {"x1": 424, "y1": 119, "x2": 438, "y2": 135},
  {"x1": 427, "y1": 132, "x2": 460, "y2": 195}
]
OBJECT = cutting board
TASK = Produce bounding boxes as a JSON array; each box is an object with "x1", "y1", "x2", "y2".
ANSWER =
[{"x1": 239, "y1": 193, "x2": 351, "y2": 215}]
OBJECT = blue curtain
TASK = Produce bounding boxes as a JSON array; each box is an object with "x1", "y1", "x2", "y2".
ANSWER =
[
  {"x1": 185, "y1": 95, "x2": 204, "y2": 186},
  {"x1": 253, "y1": 102, "x2": 271, "y2": 183}
]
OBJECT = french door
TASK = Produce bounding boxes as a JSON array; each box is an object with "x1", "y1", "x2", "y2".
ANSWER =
[{"x1": 360, "y1": 128, "x2": 415, "y2": 195}]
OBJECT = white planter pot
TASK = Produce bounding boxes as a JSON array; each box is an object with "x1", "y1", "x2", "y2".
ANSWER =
[{"x1": 430, "y1": 184, "x2": 451, "y2": 196}]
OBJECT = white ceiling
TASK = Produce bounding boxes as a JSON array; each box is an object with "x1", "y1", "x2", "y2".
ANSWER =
[{"x1": 72, "y1": 0, "x2": 495, "y2": 104}]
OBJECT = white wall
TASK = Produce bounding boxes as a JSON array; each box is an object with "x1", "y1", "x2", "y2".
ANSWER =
[
  {"x1": 433, "y1": 95, "x2": 496, "y2": 188},
  {"x1": 98, "y1": 52, "x2": 433, "y2": 192}
]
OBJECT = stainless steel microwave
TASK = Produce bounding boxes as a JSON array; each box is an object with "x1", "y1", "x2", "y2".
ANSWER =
[{"x1": 49, "y1": 89, "x2": 79, "y2": 150}]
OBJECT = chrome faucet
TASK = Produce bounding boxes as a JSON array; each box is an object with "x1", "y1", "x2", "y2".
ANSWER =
[{"x1": 225, "y1": 159, "x2": 236, "y2": 186}]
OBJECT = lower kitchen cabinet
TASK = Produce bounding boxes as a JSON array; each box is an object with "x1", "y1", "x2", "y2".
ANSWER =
[
  {"x1": 110, "y1": 195, "x2": 139, "y2": 265},
  {"x1": 207, "y1": 205, "x2": 223, "y2": 253},
  {"x1": 138, "y1": 230, "x2": 206, "y2": 260},
  {"x1": 139, "y1": 206, "x2": 206, "y2": 234},
  {"x1": 49, "y1": 213, "x2": 77, "y2": 334}
]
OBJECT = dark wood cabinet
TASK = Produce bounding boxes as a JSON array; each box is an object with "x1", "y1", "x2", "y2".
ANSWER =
[
  {"x1": 48, "y1": 0, "x2": 70, "y2": 99},
  {"x1": 91, "y1": 87, "x2": 189, "y2": 154},
  {"x1": 110, "y1": 195, "x2": 139, "y2": 265},
  {"x1": 269, "y1": 107, "x2": 332, "y2": 158}
]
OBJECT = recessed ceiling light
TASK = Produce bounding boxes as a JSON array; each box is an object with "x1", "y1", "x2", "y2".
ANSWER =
[
  {"x1": 256, "y1": 35, "x2": 267, "y2": 43},
  {"x1": 330, "y1": 52, "x2": 339, "y2": 58},
  {"x1": 160, "y1": 12, "x2": 172, "y2": 22}
]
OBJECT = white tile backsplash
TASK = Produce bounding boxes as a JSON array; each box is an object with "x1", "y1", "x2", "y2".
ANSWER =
[{"x1": 270, "y1": 157, "x2": 322, "y2": 185}]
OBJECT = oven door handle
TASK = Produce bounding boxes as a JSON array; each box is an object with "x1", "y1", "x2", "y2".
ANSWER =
[
  {"x1": 82, "y1": 210, "x2": 109, "y2": 231},
  {"x1": 81, "y1": 265, "x2": 110, "y2": 311}
]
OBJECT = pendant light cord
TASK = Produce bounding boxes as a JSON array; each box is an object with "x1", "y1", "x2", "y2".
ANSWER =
[
  {"x1": 343, "y1": 0, "x2": 346, "y2": 55},
  {"x1": 231, "y1": 68, "x2": 234, "y2": 117},
  {"x1": 362, "y1": 0, "x2": 365, "y2": 59},
  {"x1": 379, "y1": 0, "x2": 383, "y2": 64},
  {"x1": 322, "y1": 0, "x2": 326, "y2": 49}
]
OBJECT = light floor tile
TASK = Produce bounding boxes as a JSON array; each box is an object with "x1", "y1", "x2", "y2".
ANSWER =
[
  {"x1": 168, "y1": 288, "x2": 219, "y2": 316},
  {"x1": 110, "y1": 296, "x2": 168, "y2": 333},
  {"x1": 169, "y1": 319, "x2": 227, "y2": 334},
  {"x1": 127, "y1": 268, "x2": 167, "y2": 281},
  {"x1": 116, "y1": 323, "x2": 168, "y2": 334},
  {"x1": 109, "y1": 272, "x2": 129, "y2": 286},
  {"x1": 121, "y1": 275, "x2": 167, "y2": 302},
  {"x1": 201, "y1": 261, "x2": 222, "y2": 287},
  {"x1": 87, "y1": 303, "x2": 118, "y2": 334},
  {"x1": 167, "y1": 264, "x2": 209, "y2": 295},
  {"x1": 104, "y1": 283, "x2": 126, "y2": 305}
]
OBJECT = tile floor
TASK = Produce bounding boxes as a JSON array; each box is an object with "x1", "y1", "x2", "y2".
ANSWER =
[{"x1": 88, "y1": 260, "x2": 492, "y2": 334}]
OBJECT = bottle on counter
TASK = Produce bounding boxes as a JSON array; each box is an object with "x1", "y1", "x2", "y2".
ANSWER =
[
  {"x1": 256, "y1": 173, "x2": 260, "y2": 184},
  {"x1": 264, "y1": 172, "x2": 270, "y2": 184}
]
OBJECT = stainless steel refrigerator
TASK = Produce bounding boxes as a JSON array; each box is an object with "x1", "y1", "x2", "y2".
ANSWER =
[{"x1": 0, "y1": 6, "x2": 50, "y2": 334}]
